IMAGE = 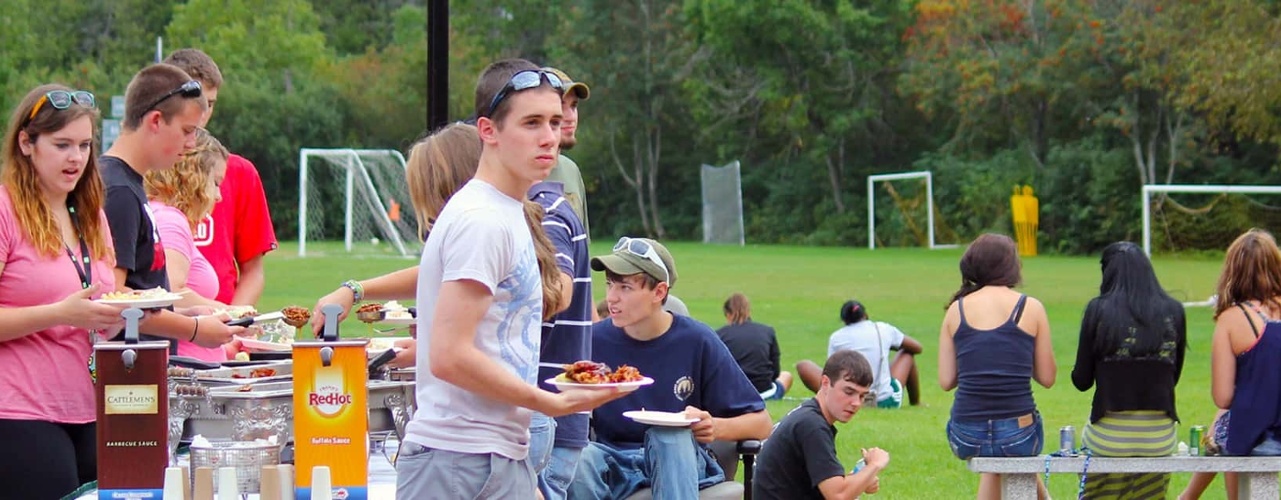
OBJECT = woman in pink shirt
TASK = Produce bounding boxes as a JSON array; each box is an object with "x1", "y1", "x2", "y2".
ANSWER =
[
  {"x1": 0, "y1": 84, "x2": 129, "y2": 499},
  {"x1": 145, "y1": 129, "x2": 236, "y2": 362}
]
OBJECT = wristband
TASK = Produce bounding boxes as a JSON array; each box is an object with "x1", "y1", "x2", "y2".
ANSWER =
[
  {"x1": 190, "y1": 316, "x2": 200, "y2": 342},
  {"x1": 341, "y1": 279, "x2": 365, "y2": 301}
]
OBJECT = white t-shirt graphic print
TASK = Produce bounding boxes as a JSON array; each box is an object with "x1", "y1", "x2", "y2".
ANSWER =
[{"x1": 406, "y1": 179, "x2": 544, "y2": 460}]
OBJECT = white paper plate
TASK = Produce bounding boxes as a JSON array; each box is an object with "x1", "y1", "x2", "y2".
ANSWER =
[
  {"x1": 379, "y1": 316, "x2": 415, "y2": 326},
  {"x1": 623, "y1": 410, "x2": 700, "y2": 427},
  {"x1": 95, "y1": 294, "x2": 183, "y2": 308},
  {"x1": 545, "y1": 376, "x2": 654, "y2": 393},
  {"x1": 239, "y1": 338, "x2": 292, "y2": 352}
]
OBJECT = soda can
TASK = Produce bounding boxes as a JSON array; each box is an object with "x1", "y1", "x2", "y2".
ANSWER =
[
  {"x1": 1190, "y1": 425, "x2": 1206, "y2": 456},
  {"x1": 1060, "y1": 425, "x2": 1076, "y2": 455}
]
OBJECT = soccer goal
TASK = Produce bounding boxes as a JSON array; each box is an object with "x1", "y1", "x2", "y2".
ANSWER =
[
  {"x1": 700, "y1": 160, "x2": 745, "y2": 245},
  {"x1": 297, "y1": 148, "x2": 419, "y2": 257},
  {"x1": 867, "y1": 171, "x2": 958, "y2": 249},
  {"x1": 1142, "y1": 184, "x2": 1281, "y2": 256}
]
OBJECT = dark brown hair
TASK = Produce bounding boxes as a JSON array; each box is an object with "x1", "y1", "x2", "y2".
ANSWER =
[
  {"x1": 823, "y1": 349, "x2": 874, "y2": 387},
  {"x1": 474, "y1": 59, "x2": 540, "y2": 125},
  {"x1": 2, "y1": 84, "x2": 111, "y2": 260},
  {"x1": 163, "y1": 49, "x2": 224, "y2": 89},
  {"x1": 123, "y1": 63, "x2": 206, "y2": 130},
  {"x1": 723, "y1": 292, "x2": 751, "y2": 325},
  {"x1": 948, "y1": 233, "x2": 1021, "y2": 307},
  {"x1": 1215, "y1": 229, "x2": 1281, "y2": 319}
]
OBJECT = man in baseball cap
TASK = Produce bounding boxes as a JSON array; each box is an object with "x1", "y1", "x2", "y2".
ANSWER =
[
  {"x1": 572, "y1": 237, "x2": 771, "y2": 499},
  {"x1": 542, "y1": 66, "x2": 592, "y2": 242}
]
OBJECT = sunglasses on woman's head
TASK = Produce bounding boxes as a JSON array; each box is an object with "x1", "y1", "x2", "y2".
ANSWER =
[
  {"x1": 27, "y1": 90, "x2": 96, "y2": 122},
  {"x1": 484, "y1": 70, "x2": 565, "y2": 119}
]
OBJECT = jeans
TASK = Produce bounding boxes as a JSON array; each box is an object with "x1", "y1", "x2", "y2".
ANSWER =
[
  {"x1": 540, "y1": 445, "x2": 584, "y2": 500},
  {"x1": 530, "y1": 412, "x2": 557, "y2": 473},
  {"x1": 947, "y1": 411, "x2": 1044, "y2": 459},
  {"x1": 566, "y1": 427, "x2": 724, "y2": 500},
  {"x1": 395, "y1": 441, "x2": 536, "y2": 499}
]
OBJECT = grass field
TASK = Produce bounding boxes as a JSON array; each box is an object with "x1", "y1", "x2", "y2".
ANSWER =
[{"x1": 262, "y1": 241, "x2": 1233, "y2": 499}]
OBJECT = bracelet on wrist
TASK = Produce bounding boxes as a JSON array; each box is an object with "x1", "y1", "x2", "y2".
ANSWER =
[
  {"x1": 190, "y1": 316, "x2": 200, "y2": 342},
  {"x1": 341, "y1": 279, "x2": 365, "y2": 301}
]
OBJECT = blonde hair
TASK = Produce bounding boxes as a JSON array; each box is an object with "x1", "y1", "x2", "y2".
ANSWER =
[
  {"x1": 405, "y1": 123, "x2": 566, "y2": 319},
  {"x1": 1215, "y1": 229, "x2": 1281, "y2": 319},
  {"x1": 1, "y1": 84, "x2": 111, "y2": 260},
  {"x1": 144, "y1": 129, "x2": 228, "y2": 229}
]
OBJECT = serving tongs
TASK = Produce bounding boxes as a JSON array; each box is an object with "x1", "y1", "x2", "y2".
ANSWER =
[{"x1": 225, "y1": 310, "x2": 286, "y2": 327}]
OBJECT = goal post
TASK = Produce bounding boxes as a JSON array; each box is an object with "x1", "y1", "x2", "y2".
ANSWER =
[
  {"x1": 868, "y1": 171, "x2": 955, "y2": 250},
  {"x1": 1142, "y1": 184, "x2": 1281, "y2": 256},
  {"x1": 298, "y1": 148, "x2": 417, "y2": 257}
]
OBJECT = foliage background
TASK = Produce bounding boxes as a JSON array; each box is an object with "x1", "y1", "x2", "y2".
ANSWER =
[{"x1": 3, "y1": 0, "x2": 1280, "y2": 254}]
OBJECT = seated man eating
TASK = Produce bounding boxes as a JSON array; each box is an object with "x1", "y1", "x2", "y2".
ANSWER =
[{"x1": 569, "y1": 237, "x2": 772, "y2": 499}]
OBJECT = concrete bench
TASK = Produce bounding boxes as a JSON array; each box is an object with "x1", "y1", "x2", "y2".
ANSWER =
[{"x1": 969, "y1": 456, "x2": 1281, "y2": 499}]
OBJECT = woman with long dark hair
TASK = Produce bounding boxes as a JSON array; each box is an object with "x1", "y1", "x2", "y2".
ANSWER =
[
  {"x1": 1072, "y1": 241, "x2": 1185, "y2": 499},
  {"x1": 939, "y1": 233, "x2": 1055, "y2": 500}
]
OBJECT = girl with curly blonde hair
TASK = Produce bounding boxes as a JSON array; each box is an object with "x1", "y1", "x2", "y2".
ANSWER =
[{"x1": 144, "y1": 128, "x2": 234, "y2": 360}]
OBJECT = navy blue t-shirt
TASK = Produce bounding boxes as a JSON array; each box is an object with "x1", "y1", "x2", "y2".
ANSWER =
[
  {"x1": 591, "y1": 314, "x2": 766, "y2": 450},
  {"x1": 530, "y1": 181, "x2": 592, "y2": 448}
]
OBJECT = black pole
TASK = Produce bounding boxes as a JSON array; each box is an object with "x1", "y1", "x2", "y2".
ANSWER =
[{"x1": 427, "y1": 0, "x2": 449, "y2": 131}]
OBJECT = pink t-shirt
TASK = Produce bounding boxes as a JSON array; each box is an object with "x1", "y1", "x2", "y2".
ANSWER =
[
  {"x1": 0, "y1": 187, "x2": 117, "y2": 423},
  {"x1": 150, "y1": 201, "x2": 225, "y2": 362}
]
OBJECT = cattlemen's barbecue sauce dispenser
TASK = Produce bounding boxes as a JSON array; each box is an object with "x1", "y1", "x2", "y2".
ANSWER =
[
  {"x1": 293, "y1": 304, "x2": 369, "y2": 500},
  {"x1": 96, "y1": 308, "x2": 171, "y2": 498}
]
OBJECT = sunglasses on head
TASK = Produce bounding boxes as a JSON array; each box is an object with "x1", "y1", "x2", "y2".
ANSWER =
[
  {"x1": 484, "y1": 70, "x2": 565, "y2": 119},
  {"x1": 613, "y1": 237, "x2": 669, "y2": 283},
  {"x1": 27, "y1": 90, "x2": 96, "y2": 122},
  {"x1": 141, "y1": 80, "x2": 203, "y2": 114}
]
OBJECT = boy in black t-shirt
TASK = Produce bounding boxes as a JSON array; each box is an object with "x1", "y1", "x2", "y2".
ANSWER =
[
  {"x1": 754, "y1": 350, "x2": 891, "y2": 500},
  {"x1": 100, "y1": 63, "x2": 242, "y2": 348}
]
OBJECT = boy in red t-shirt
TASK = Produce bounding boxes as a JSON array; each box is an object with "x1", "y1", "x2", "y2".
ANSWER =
[{"x1": 164, "y1": 49, "x2": 278, "y2": 306}]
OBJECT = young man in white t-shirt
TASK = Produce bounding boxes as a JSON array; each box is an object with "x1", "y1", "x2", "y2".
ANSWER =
[{"x1": 397, "y1": 58, "x2": 623, "y2": 498}]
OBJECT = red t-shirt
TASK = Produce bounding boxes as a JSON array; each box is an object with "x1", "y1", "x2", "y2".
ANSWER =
[{"x1": 194, "y1": 153, "x2": 277, "y2": 304}]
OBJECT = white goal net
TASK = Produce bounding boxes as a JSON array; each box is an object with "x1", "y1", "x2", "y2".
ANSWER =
[
  {"x1": 1142, "y1": 184, "x2": 1281, "y2": 256},
  {"x1": 867, "y1": 171, "x2": 957, "y2": 249},
  {"x1": 701, "y1": 161, "x2": 745, "y2": 245},
  {"x1": 298, "y1": 148, "x2": 420, "y2": 257}
]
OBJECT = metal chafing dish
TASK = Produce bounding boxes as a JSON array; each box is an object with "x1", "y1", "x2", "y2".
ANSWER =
[{"x1": 168, "y1": 377, "x2": 416, "y2": 448}]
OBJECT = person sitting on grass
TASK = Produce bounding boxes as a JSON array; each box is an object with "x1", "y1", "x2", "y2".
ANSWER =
[
  {"x1": 754, "y1": 349, "x2": 889, "y2": 500},
  {"x1": 796, "y1": 299, "x2": 922, "y2": 408},
  {"x1": 716, "y1": 292, "x2": 793, "y2": 400}
]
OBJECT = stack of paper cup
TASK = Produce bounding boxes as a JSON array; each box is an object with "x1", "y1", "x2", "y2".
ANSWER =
[
  {"x1": 216, "y1": 467, "x2": 238, "y2": 500},
  {"x1": 162, "y1": 467, "x2": 185, "y2": 500},
  {"x1": 311, "y1": 466, "x2": 332, "y2": 500}
]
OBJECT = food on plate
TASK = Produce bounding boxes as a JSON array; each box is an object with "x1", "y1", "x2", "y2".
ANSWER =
[
  {"x1": 229, "y1": 367, "x2": 278, "y2": 379},
  {"x1": 356, "y1": 302, "x2": 384, "y2": 313},
  {"x1": 383, "y1": 300, "x2": 413, "y2": 319},
  {"x1": 101, "y1": 288, "x2": 175, "y2": 300},
  {"x1": 558, "y1": 360, "x2": 645, "y2": 384},
  {"x1": 237, "y1": 385, "x2": 254, "y2": 392},
  {"x1": 234, "y1": 352, "x2": 250, "y2": 362},
  {"x1": 225, "y1": 306, "x2": 258, "y2": 320},
  {"x1": 281, "y1": 306, "x2": 311, "y2": 327}
]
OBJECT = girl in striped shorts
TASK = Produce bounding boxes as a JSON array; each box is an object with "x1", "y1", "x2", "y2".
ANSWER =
[{"x1": 1071, "y1": 242, "x2": 1186, "y2": 499}]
